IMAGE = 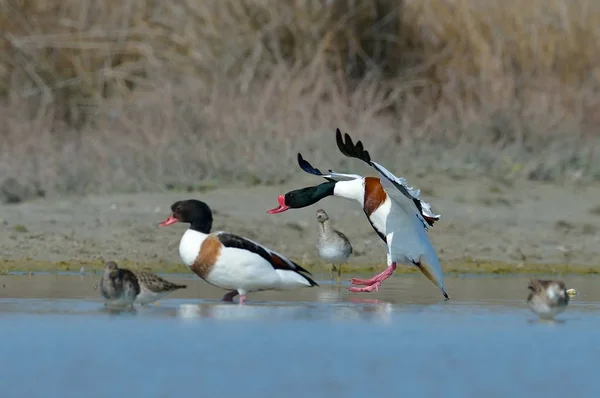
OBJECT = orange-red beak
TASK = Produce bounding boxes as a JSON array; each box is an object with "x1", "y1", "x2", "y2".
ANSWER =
[
  {"x1": 266, "y1": 195, "x2": 290, "y2": 214},
  {"x1": 159, "y1": 213, "x2": 179, "y2": 226}
]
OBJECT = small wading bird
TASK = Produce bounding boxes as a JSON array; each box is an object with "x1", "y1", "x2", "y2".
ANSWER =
[
  {"x1": 315, "y1": 209, "x2": 353, "y2": 284},
  {"x1": 267, "y1": 128, "x2": 448, "y2": 299},
  {"x1": 527, "y1": 279, "x2": 570, "y2": 319},
  {"x1": 100, "y1": 261, "x2": 140, "y2": 308},
  {"x1": 100, "y1": 261, "x2": 186, "y2": 307},
  {"x1": 132, "y1": 269, "x2": 187, "y2": 306},
  {"x1": 159, "y1": 199, "x2": 318, "y2": 304}
]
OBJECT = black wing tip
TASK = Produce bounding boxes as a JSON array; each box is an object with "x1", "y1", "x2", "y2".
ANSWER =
[
  {"x1": 334, "y1": 128, "x2": 372, "y2": 164},
  {"x1": 293, "y1": 261, "x2": 312, "y2": 275},
  {"x1": 290, "y1": 260, "x2": 319, "y2": 287},
  {"x1": 335, "y1": 128, "x2": 347, "y2": 157},
  {"x1": 297, "y1": 152, "x2": 305, "y2": 164},
  {"x1": 443, "y1": 290, "x2": 449, "y2": 300},
  {"x1": 297, "y1": 152, "x2": 322, "y2": 176},
  {"x1": 298, "y1": 152, "x2": 337, "y2": 182},
  {"x1": 303, "y1": 273, "x2": 319, "y2": 287}
]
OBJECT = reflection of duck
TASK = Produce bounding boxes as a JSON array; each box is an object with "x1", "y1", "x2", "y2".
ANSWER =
[
  {"x1": 176, "y1": 302, "x2": 394, "y2": 323},
  {"x1": 527, "y1": 279, "x2": 569, "y2": 319},
  {"x1": 267, "y1": 129, "x2": 448, "y2": 299},
  {"x1": 176, "y1": 303, "x2": 263, "y2": 320},
  {"x1": 99, "y1": 261, "x2": 139, "y2": 309},
  {"x1": 332, "y1": 302, "x2": 394, "y2": 323},
  {"x1": 160, "y1": 200, "x2": 318, "y2": 304},
  {"x1": 315, "y1": 209, "x2": 352, "y2": 284}
]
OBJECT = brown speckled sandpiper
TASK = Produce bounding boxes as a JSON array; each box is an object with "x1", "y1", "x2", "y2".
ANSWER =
[{"x1": 133, "y1": 270, "x2": 187, "y2": 305}]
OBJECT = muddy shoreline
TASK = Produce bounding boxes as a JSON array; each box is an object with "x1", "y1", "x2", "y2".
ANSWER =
[{"x1": 1, "y1": 174, "x2": 599, "y2": 274}]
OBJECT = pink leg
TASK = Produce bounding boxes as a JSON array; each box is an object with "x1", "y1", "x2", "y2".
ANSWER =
[
  {"x1": 238, "y1": 295, "x2": 247, "y2": 304},
  {"x1": 348, "y1": 263, "x2": 397, "y2": 293},
  {"x1": 222, "y1": 290, "x2": 238, "y2": 302}
]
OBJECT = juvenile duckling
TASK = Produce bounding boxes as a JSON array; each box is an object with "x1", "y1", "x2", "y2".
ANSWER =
[
  {"x1": 527, "y1": 279, "x2": 569, "y2": 319},
  {"x1": 315, "y1": 209, "x2": 353, "y2": 284},
  {"x1": 100, "y1": 261, "x2": 140, "y2": 308},
  {"x1": 133, "y1": 270, "x2": 187, "y2": 305}
]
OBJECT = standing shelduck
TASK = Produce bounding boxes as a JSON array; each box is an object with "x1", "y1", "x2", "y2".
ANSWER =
[
  {"x1": 315, "y1": 209, "x2": 353, "y2": 284},
  {"x1": 267, "y1": 128, "x2": 448, "y2": 299},
  {"x1": 159, "y1": 199, "x2": 318, "y2": 304}
]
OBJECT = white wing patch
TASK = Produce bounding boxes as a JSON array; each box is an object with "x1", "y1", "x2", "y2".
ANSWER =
[
  {"x1": 370, "y1": 160, "x2": 440, "y2": 229},
  {"x1": 322, "y1": 170, "x2": 364, "y2": 181}
]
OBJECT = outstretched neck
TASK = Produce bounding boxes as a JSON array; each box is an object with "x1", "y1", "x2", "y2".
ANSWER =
[
  {"x1": 287, "y1": 182, "x2": 336, "y2": 209},
  {"x1": 285, "y1": 179, "x2": 366, "y2": 210}
]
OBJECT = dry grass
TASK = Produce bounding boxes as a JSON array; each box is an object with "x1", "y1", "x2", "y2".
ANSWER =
[{"x1": 1, "y1": 0, "x2": 600, "y2": 197}]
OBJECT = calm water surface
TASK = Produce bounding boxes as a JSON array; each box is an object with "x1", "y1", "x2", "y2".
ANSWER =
[{"x1": 0, "y1": 273, "x2": 598, "y2": 398}]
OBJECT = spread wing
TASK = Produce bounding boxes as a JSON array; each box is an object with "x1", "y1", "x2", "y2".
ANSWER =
[
  {"x1": 215, "y1": 232, "x2": 318, "y2": 286},
  {"x1": 297, "y1": 153, "x2": 363, "y2": 182},
  {"x1": 335, "y1": 128, "x2": 440, "y2": 229}
]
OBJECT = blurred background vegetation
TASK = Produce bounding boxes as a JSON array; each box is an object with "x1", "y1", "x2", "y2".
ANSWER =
[{"x1": 1, "y1": 0, "x2": 599, "y2": 198}]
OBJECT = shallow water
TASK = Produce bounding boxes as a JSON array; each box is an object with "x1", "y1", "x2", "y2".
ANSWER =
[{"x1": 0, "y1": 273, "x2": 598, "y2": 398}]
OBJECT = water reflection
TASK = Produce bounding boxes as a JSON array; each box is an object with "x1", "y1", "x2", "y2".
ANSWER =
[
  {"x1": 100, "y1": 305, "x2": 138, "y2": 316},
  {"x1": 527, "y1": 318, "x2": 567, "y2": 326},
  {"x1": 175, "y1": 301, "x2": 394, "y2": 323}
]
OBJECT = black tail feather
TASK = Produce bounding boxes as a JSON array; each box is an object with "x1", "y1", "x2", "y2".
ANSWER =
[
  {"x1": 290, "y1": 259, "x2": 319, "y2": 287},
  {"x1": 301, "y1": 272, "x2": 319, "y2": 287},
  {"x1": 297, "y1": 153, "x2": 335, "y2": 182},
  {"x1": 335, "y1": 128, "x2": 372, "y2": 165},
  {"x1": 291, "y1": 260, "x2": 313, "y2": 276}
]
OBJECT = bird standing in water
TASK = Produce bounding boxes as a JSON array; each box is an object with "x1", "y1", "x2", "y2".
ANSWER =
[
  {"x1": 132, "y1": 270, "x2": 187, "y2": 306},
  {"x1": 527, "y1": 279, "x2": 569, "y2": 319},
  {"x1": 99, "y1": 261, "x2": 140, "y2": 308},
  {"x1": 315, "y1": 209, "x2": 353, "y2": 284},
  {"x1": 159, "y1": 199, "x2": 318, "y2": 304}
]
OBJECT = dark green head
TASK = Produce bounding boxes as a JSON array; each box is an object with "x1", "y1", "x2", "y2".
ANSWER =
[{"x1": 267, "y1": 182, "x2": 336, "y2": 214}]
